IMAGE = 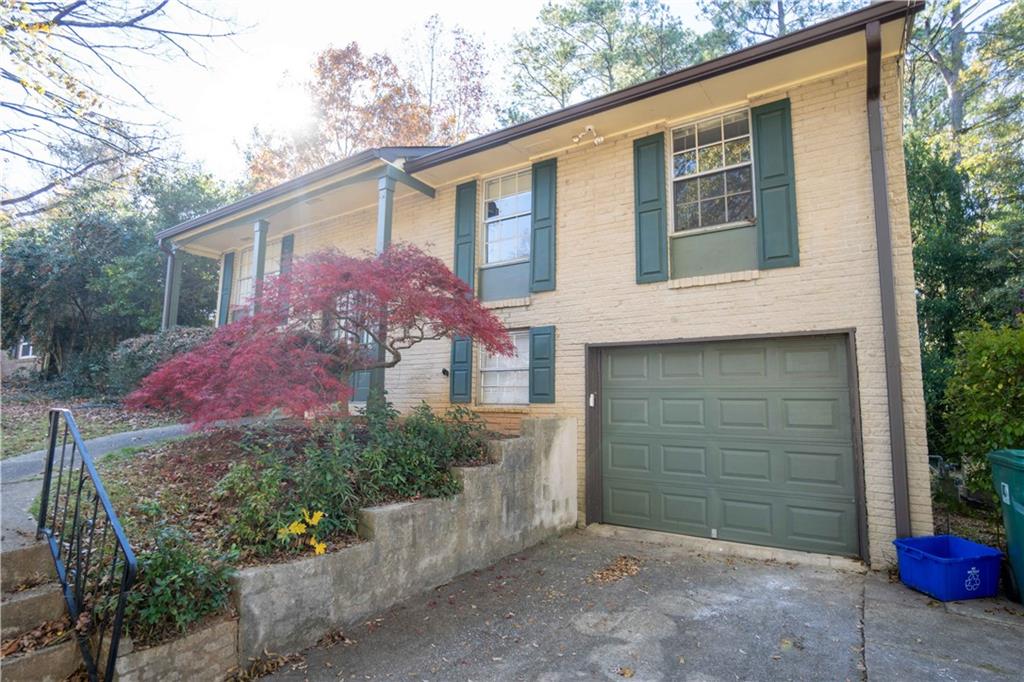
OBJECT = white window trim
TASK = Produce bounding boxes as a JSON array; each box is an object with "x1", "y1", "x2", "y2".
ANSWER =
[
  {"x1": 17, "y1": 339, "x2": 35, "y2": 359},
  {"x1": 668, "y1": 108, "x2": 757, "y2": 236},
  {"x1": 481, "y1": 168, "x2": 532, "y2": 267},
  {"x1": 478, "y1": 329, "x2": 530, "y2": 406}
]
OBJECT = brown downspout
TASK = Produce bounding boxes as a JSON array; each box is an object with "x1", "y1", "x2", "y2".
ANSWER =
[{"x1": 865, "y1": 20, "x2": 912, "y2": 538}]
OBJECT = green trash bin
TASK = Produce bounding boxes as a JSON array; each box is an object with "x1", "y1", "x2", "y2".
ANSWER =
[{"x1": 988, "y1": 449, "x2": 1024, "y2": 602}]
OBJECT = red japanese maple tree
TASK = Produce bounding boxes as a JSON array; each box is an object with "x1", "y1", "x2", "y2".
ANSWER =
[{"x1": 128, "y1": 244, "x2": 513, "y2": 426}]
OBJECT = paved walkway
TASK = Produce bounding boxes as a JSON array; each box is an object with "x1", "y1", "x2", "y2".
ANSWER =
[
  {"x1": 0, "y1": 424, "x2": 190, "y2": 551},
  {"x1": 269, "y1": 530, "x2": 1024, "y2": 681}
]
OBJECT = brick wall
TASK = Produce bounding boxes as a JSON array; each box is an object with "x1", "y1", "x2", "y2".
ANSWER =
[{"x1": 212, "y1": 57, "x2": 931, "y2": 566}]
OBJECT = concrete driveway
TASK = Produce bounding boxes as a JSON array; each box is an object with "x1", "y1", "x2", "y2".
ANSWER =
[{"x1": 269, "y1": 529, "x2": 1024, "y2": 681}]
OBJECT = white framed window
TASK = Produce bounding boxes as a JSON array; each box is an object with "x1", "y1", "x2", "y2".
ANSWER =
[
  {"x1": 479, "y1": 330, "x2": 530, "y2": 404},
  {"x1": 17, "y1": 338, "x2": 34, "y2": 359},
  {"x1": 230, "y1": 243, "x2": 282, "y2": 320},
  {"x1": 671, "y1": 110, "x2": 755, "y2": 233},
  {"x1": 483, "y1": 169, "x2": 532, "y2": 265}
]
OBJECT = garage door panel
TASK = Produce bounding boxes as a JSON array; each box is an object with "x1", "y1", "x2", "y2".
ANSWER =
[
  {"x1": 600, "y1": 335, "x2": 860, "y2": 557},
  {"x1": 603, "y1": 480, "x2": 712, "y2": 535}
]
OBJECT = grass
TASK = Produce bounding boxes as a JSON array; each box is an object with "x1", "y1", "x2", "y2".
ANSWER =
[{"x1": 0, "y1": 381, "x2": 178, "y2": 459}]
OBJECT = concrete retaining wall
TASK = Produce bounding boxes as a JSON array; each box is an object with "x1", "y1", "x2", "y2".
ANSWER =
[
  {"x1": 114, "y1": 618, "x2": 238, "y2": 682},
  {"x1": 232, "y1": 417, "x2": 577, "y2": 660}
]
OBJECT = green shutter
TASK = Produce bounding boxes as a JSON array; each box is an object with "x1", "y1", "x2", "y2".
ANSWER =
[
  {"x1": 450, "y1": 336, "x2": 472, "y2": 403},
  {"x1": 633, "y1": 133, "x2": 669, "y2": 283},
  {"x1": 217, "y1": 252, "x2": 234, "y2": 326},
  {"x1": 529, "y1": 326, "x2": 555, "y2": 404},
  {"x1": 530, "y1": 158, "x2": 557, "y2": 292},
  {"x1": 279, "y1": 234, "x2": 295, "y2": 273},
  {"x1": 454, "y1": 181, "x2": 477, "y2": 291},
  {"x1": 752, "y1": 99, "x2": 799, "y2": 269}
]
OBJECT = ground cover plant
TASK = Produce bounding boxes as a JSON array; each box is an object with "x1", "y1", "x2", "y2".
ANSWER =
[{"x1": 99, "y1": 401, "x2": 492, "y2": 646}]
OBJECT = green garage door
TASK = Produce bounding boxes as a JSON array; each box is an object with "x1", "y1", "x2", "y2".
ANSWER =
[{"x1": 601, "y1": 336, "x2": 859, "y2": 557}]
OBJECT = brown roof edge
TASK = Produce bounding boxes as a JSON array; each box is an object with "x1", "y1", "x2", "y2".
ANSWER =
[
  {"x1": 156, "y1": 146, "x2": 447, "y2": 242},
  {"x1": 405, "y1": 1, "x2": 923, "y2": 174}
]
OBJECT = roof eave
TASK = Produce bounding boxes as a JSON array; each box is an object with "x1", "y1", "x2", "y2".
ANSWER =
[{"x1": 405, "y1": 1, "x2": 923, "y2": 174}]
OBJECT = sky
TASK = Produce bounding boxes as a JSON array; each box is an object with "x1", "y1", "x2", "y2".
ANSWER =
[{"x1": 137, "y1": 0, "x2": 708, "y2": 182}]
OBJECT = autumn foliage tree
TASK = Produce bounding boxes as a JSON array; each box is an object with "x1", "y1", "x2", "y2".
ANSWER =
[
  {"x1": 128, "y1": 244, "x2": 513, "y2": 426},
  {"x1": 244, "y1": 18, "x2": 491, "y2": 190}
]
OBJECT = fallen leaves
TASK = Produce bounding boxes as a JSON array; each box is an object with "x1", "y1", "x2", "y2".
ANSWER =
[
  {"x1": 0, "y1": 617, "x2": 73, "y2": 659},
  {"x1": 587, "y1": 555, "x2": 642, "y2": 584},
  {"x1": 617, "y1": 665, "x2": 635, "y2": 677}
]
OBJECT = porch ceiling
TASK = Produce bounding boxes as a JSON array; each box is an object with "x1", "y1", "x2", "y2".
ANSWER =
[{"x1": 172, "y1": 162, "x2": 424, "y2": 257}]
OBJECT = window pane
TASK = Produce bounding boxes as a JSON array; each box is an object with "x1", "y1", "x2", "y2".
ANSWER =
[
  {"x1": 727, "y1": 193, "x2": 754, "y2": 222},
  {"x1": 674, "y1": 177, "x2": 698, "y2": 204},
  {"x1": 723, "y1": 112, "x2": 749, "y2": 139},
  {"x1": 725, "y1": 167, "x2": 752, "y2": 194},
  {"x1": 724, "y1": 138, "x2": 751, "y2": 166},
  {"x1": 485, "y1": 200, "x2": 499, "y2": 220},
  {"x1": 701, "y1": 197, "x2": 726, "y2": 226},
  {"x1": 484, "y1": 178, "x2": 500, "y2": 200},
  {"x1": 675, "y1": 201, "x2": 699, "y2": 231},
  {"x1": 699, "y1": 172, "x2": 724, "y2": 199},
  {"x1": 697, "y1": 118, "x2": 722, "y2": 146},
  {"x1": 699, "y1": 144, "x2": 724, "y2": 172},
  {"x1": 673, "y1": 125, "x2": 696, "y2": 152},
  {"x1": 673, "y1": 150, "x2": 697, "y2": 177}
]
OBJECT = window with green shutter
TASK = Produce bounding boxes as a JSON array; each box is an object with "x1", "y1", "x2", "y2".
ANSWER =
[{"x1": 664, "y1": 100, "x2": 798, "y2": 278}]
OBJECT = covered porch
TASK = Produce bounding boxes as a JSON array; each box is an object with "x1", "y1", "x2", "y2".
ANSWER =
[{"x1": 156, "y1": 146, "x2": 445, "y2": 399}]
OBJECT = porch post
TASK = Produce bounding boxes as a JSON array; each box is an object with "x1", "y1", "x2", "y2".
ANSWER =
[
  {"x1": 251, "y1": 219, "x2": 269, "y2": 313},
  {"x1": 369, "y1": 175, "x2": 396, "y2": 405},
  {"x1": 160, "y1": 245, "x2": 182, "y2": 331}
]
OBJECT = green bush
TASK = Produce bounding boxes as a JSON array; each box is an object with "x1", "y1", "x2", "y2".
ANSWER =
[
  {"x1": 106, "y1": 326, "x2": 213, "y2": 395},
  {"x1": 121, "y1": 525, "x2": 236, "y2": 645},
  {"x1": 354, "y1": 401, "x2": 488, "y2": 502},
  {"x1": 944, "y1": 319, "x2": 1024, "y2": 486},
  {"x1": 213, "y1": 460, "x2": 287, "y2": 554}
]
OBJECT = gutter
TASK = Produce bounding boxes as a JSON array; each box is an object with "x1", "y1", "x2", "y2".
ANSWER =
[
  {"x1": 406, "y1": 1, "x2": 925, "y2": 174},
  {"x1": 865, "y1": 19, "x2": 912, "y2": 538}
]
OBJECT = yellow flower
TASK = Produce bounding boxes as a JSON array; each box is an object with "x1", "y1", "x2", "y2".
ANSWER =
[
  {"x1": 277, "y1": 526, "x2": 291, "y2": 540},
  {"x1": 287, "y1": 521, "x2": 307, "y2": 536},
  {"x1": 302, "y1": 509, "x2": 326, "y2": 527},
  {"x1": 314, "y1": 542, "x2": 327, "y2": 555}
]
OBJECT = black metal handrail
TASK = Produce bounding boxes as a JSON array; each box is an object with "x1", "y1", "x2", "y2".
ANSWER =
[{"x1": 37, "y1": 408, "x2": 137, "y2": 682}]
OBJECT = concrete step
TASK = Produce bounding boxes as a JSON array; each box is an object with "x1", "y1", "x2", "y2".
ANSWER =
[
  {"x1": 0, "y1": 542, "x2": 55, "y2": 593},
  {"x1": 1, "y1": 583, "x2": 66, "y2": 640},
  {"x1": 0, "y1": 638, "x2": 81, "y2": 682}
]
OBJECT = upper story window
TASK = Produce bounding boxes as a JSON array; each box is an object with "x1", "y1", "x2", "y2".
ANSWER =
[
  {"x1": 672, "y1": 110, "x2": 754, "y2": 232},
  {"x1": 483, "y1": 170, "x2": 532, "y2": 265},
  {"x1": 479, "y1": 329, "x2": 530, "y2": 404}
]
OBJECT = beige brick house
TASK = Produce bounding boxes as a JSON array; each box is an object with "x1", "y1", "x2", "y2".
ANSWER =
[{"x1": 158, "y1": 3, "x2": 931, "y2": 566}]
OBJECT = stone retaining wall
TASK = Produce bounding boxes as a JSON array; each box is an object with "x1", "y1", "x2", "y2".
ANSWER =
[{"x1": 232, "y1": 417, "x2": 577, "y2": 661}]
